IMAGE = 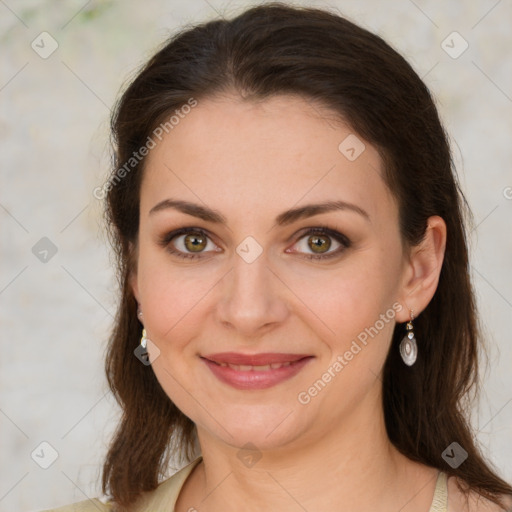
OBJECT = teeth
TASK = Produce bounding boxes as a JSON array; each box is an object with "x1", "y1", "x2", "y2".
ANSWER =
[
  {"x1": 252, "y1": 364, "x2": 271, "y2": 371},
  {"x1": 222, "y1": 362, "x2": 293, "y2": 371}
]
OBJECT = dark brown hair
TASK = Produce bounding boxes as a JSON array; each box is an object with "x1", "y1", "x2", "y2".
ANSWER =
[{"x1": 101, "y1": 2, "x2": 512, "y2": 510}]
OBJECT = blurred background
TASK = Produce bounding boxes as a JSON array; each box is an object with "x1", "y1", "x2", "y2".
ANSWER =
[{"x1": 1, "y1": 1, "x2": 511, "y2": 510}]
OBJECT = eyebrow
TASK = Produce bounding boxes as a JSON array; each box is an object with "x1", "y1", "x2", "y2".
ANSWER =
[{"x1": 149, "y1": 198, "x2": 370, "y2": 226}]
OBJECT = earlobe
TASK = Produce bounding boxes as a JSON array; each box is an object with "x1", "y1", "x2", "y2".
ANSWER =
[{"x1": 396, "y1": 215, "x2": 447, "y2": 323}]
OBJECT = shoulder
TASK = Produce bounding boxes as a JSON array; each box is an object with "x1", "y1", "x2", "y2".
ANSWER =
[
  {"x1": 38, "y1": 497, "x2": 112, "y2": 512},
  {"x1": 38, "y1": 457, "x2": 203, "y2": 512},
  {"x1": 129, "y1": 457, "x2": 203, "y2": 511},
  {"x1": 447, "y1": 475, "x2": 512, "y2": 512}
]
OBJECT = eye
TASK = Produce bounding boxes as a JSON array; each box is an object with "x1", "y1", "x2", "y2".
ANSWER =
[
  {"x1": 159, "y1": 227, "x2": 219, "y2": 259},
  {"x1": 288, "y1": 226, "x2": 351, "y2": 260},
  {"x1": 159, "y1": 225, "x2": 351, "y2": 261}
]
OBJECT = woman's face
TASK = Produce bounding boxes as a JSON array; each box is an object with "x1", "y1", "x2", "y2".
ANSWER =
[{"x1": 130, "y1": 94, "x2": 412, "y2": 452}]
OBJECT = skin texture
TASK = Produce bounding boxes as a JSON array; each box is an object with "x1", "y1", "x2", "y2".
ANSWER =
[{"x1": 129, "y1": 94, "x2": 452, "y2": 511}]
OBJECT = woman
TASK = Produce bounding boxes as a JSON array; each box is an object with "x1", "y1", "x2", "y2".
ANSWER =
[{"x1": 45, "y1": 3, "x2": 512, "y2": 511}]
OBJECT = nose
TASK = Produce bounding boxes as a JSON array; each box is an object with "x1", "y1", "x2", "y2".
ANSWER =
[{"x1": 215, "y1": 247, "x2": 289, "y2": 338}]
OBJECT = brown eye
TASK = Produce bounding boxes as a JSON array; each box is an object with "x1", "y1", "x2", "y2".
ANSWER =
[
  {"x1": 308, "y1": 234, "x2": 332, "y2": 254},
  {"x1": 159, "y1": 228, "x2": 219, "y2": 259},
  {"x1": 289, "y1": 227, "x2": 351, "y2": 260},
  {"x1": 183, "y1": 232, "x2": 207, "y2": 252}
]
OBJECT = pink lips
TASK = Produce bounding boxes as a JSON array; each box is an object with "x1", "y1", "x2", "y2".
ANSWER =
[{"x1": 201, "y1": 352, "x2": 313, "y2": 390}]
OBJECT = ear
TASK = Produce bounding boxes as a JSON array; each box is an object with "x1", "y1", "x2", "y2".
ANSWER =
[
  {"x1": 395, "y1": 215, "x2": 447, "y2": 323},
  {"x1": 128, "y1": 241, "x2": 140, "y2": 304}
]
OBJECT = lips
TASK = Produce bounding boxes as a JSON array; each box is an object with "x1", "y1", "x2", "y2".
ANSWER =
[{"x1": 201, "y1": 352, "x2": 313, "y2": 390}]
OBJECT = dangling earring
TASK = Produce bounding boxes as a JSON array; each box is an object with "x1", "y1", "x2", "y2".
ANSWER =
[
  {"x1": 137, "y1": 308, "x2": 147, "y2": 349},
  {"x1": 134, "y1": 306, "x2": 160, "y2": 365},
  {"x1": 140, "y1": 328, "x2": 148, "y2": 350},
  {"x1": 137, "y1": 306, "x2": 147, "y2": 348},
  {"x1": 400, "y1": 309, "x2": 418, "y2": 366}
]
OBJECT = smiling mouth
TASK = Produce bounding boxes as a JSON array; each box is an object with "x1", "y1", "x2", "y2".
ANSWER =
[{"x1": 200, "y1": 353, "x2": 314, "y2": 390}]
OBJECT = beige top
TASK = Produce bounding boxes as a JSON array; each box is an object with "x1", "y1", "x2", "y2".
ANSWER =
[{"x1": 41, "y1": 458, "x2": 449, "y2": 512}]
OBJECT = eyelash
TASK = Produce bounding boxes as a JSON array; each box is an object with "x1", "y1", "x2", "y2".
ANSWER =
[{"x1": 158, "y1": 226, "x2": 351, "y2": 261}]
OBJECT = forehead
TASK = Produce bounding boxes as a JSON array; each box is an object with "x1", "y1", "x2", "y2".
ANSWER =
[{"x1": 140, "y1": 94, "x2": 396, "y2": 226}]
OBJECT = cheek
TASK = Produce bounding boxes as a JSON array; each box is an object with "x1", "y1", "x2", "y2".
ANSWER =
[
  {"x1": 296, "y1": 259, "x2": 402, "y2": 384},
  {"x1": 283, "y1": 250, "x2": 400, "y2": 338},
  {"x1": 136, "y1": 248, "x2": 219, "y2": 350}
]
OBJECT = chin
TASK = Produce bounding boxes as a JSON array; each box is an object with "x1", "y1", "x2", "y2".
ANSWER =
[{"x1": 195, "y1": 401, "x2": 311, "y2": 453}]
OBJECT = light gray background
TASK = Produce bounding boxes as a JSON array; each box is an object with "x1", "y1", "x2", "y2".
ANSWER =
[{"x1": 1, "y1": 1, "x2": 511, "y2": 511}]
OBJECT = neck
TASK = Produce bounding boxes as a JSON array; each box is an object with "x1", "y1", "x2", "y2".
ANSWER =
[{"x1": 181, "y1": 386, "x2": 438, "y2": 512}]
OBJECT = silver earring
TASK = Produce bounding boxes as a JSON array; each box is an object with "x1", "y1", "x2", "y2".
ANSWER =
[{"x1": 400, "y1": 310, "x2": 417, "y2": 366}]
